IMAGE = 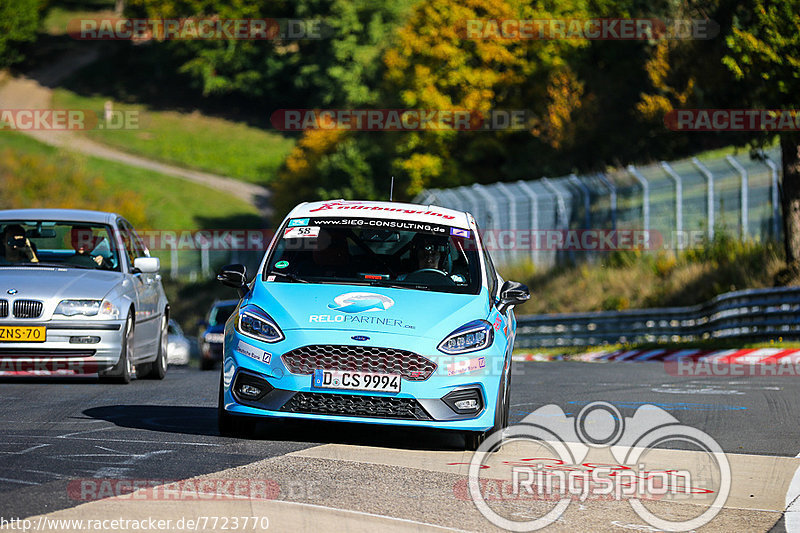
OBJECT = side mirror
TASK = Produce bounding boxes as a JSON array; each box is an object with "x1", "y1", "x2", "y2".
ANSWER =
[
  {"x1": 497, "y1": 280, "x2": 530, "y2": 314},
  {"x1": 217, "y1": 264, "x2": 247, "y2": 298},
  {"x1": 133, "y1": 257, "x2": 160, "y2": 273}
]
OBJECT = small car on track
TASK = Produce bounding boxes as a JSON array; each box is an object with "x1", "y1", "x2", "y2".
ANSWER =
[
  {"x1": 216, "y1": 200, "x2": 529, "y2": 448},
  {"x1": 167, "y1": 319, "x2": 191, "y2": 366},
  {"x1": 0, "y1": 209, "x2": 170, "y2": 383},
  {"x1": 199, "y1": 299, "x2": 238, "y2": 370}
]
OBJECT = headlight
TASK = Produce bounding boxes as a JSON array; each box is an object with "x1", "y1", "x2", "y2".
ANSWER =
[
  {"x1": 204, "y1": 333, "x2": 225, "y2": 344},
  {"x1": 55, "y1": 299, "x2": 120, "y2": 319},
  {"x1": 438, "y1": 320, "x2": 494, "y2": 355},
  {"x1": 54, "y1": 300, "x2": 101, "y2": 317},
  {"x1": 236, "y1": 304, "x2": 284, "y2": 343}
]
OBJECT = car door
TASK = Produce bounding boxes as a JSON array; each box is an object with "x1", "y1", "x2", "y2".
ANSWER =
[{"x1": 118, "y1": 220, "x2": 159, "y2": 357}]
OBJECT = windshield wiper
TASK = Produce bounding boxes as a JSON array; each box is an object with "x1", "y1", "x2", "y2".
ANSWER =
[{"x1": 267, "y1": 270, "x2": 309, "y2": 283}]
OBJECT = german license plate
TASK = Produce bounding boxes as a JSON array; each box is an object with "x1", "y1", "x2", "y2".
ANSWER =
[
  {"x1": 0, "y1": 326, "x2": 46, "y2": 342},
  {"x1": 312, "y1": 369, "x2": 401, "y2": 392}
]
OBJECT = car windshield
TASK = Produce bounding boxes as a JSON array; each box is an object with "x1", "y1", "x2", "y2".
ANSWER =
[
  {"x1": 209, "y1": 304, "x2": 236, "y2": 327},
  {"x1": 262, "y1": 217, "x2": 482, "y2": 294},
  {"x1": 0, "y1": 220, "x2": 121, "y2": 271}
]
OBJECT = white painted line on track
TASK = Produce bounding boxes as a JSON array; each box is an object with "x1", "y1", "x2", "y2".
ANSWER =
[
  {"x1": 264, "y1": 499, "x2": 472, "y2": 533},
  {"x1": 0, "y1": 476, "x2": 39, "y2": 486},
  {"x1": 0, "y1": 434, "x2": 222, "y2": 446}
]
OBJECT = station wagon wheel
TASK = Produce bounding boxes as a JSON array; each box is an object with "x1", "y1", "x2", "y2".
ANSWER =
[
  {"x1": 138, "y1": 313, "x2": 168, "y2": 380},
  {"x1": 99, "y1": 311, "x2": 134, "y2": 384}
]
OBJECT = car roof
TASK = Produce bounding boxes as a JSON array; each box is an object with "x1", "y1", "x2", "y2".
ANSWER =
[
  {"x1": 0, "y1": 208, "x2": 118, "y2": 225},
  {"x1": 288, "y1": 200, "x2": 472, "y2": 229}
]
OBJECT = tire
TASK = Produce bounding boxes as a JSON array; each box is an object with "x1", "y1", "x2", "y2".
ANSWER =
[
  {"x1": 201, "y1": 358, "x2": 215, "y2": 371},
  {"x1": 217, "y1": 371, "x2": 255, "y2": 437},
  {"x1": 463, "y1": 362, "x2": 510, "y2": 451},
  {"x1": 137, "y1": 313, "x2": 168, "y2": 380},
  {"x1": 99, "y1": 311, "x2": 134, "y2": 384}
]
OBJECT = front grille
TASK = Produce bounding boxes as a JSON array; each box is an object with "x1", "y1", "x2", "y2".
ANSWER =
[
  {"x1": 282, "y1": 392, "x2": 432, "y2": 420},
  {"x1": 0, "y1": 349, "x2": 96, "y2": 358},
  {"x1": 13, "y1": 300, "x2": 43, "y2": 319},
  {"x1": 281, "y1": 345, "x2": 436, "y2": 381},
  {"x1": 0, "y1": 300, "x2": 7, "y2": 318}
]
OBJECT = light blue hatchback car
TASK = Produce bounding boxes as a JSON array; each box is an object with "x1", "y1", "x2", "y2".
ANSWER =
[{"x1": 216, "y1": 200, "x2": 529, "y2": 448}]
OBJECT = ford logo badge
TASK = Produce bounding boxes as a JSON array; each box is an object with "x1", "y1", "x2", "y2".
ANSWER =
[{"x1": 351, "y1": 335, "x2": 370, "y2": 341}]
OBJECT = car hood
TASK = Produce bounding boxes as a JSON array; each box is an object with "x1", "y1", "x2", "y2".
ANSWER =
[
  {"x1": 0, "y1": 267, "x2": 122, "y2": 301},
  {"x1": 248, "y1": 282, "x2": 490, "y2": 340}
]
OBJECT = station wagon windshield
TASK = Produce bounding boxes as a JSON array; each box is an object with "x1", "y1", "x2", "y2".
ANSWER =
[
  {"x1": 263, "y1": 217, "x2": 482, "y2": 294},
  {"x1": 0, "y1": 220, "x2": 121, "y2": 271}
]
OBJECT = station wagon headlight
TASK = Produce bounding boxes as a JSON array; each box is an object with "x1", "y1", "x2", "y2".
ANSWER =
[
  {"x1": 236, "y1": 305, "x2": 284, "y2": 343},
  {"x1": 54, "y1": 299, "x2": 119, "y2": 319},
  {"x1": 54, "y1": 300, "x2": 101, "y2": 317},
  {"x1": 438, "y1": 320, "x2": 494, "y2": 355}
]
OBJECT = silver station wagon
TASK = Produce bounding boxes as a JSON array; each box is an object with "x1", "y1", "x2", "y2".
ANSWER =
[{"x1": 0, "y1": 209, "x2": 169, "y2": 383}]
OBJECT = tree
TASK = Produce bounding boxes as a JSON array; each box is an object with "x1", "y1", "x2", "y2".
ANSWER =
[
  {"x1": 0, "y1": 0, "x2": 42, "y2": 68},
  {"x1": 723, "y1": 0, "x2": 800, "y2": 265}
]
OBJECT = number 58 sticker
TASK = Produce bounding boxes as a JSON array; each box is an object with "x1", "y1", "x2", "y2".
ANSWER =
[{"x1": 284, "y1": 226, "x2": 320, "y2": 238}]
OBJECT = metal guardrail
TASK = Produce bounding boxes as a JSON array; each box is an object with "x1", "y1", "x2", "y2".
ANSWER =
[{"x1": 514, "y1": 286, "x2": 800, "y2": 348}]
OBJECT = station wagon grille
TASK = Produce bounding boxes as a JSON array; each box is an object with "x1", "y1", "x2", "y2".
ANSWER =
[
  {"x1": 281, "y1": 345, "x2": 436, "y2": 381},
  {"x1": 281, "y1": 392, "x2": 432, "y2": 420},
  {"x1": 13, "y1": 300, "x2": 43, "y2": 319},
  {"x1": 0, "y1": 300, "x2": 7, "y2": 318}
]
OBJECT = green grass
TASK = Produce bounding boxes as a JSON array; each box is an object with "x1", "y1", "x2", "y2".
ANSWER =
[
  {"x1": 52, "y1": 88, "x2": 295, "y2": 184},
  {"x1": 0, "y1": 131, "x2": 261, "y2": 230}
]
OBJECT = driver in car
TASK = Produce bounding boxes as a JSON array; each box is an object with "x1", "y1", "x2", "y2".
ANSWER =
[
  {"x1": 399, "y1": 234, "x2": 451, "y2": 281},
  {"x1": 67, "y1": 226, "x2": 112, "y2": 269},
  {"x1": 1, "y1": 224, "x2": 39, "y2": 264}
]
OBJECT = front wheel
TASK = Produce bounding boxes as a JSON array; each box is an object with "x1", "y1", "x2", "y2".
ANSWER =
[
  {"x1": 99, "y1": 311, "x2": 134, "y2": 384},
  {"x1": 138, "y1": 314, "x2": 168, "y2": 380},
  {"x1": 463, "y1": 364, "x2": 509, "y2": 451},
  {"x1": 217, "y1": 372, "x2": 256, "y2": 437}
]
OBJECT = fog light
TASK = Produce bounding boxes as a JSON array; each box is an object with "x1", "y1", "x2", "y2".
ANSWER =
[
  {"x1": 442, "y1": 388, "x2": 484, "y2": 415},
  {"x1": 454, "y1": 399, "x2": 479, "y2": 411},
  {"x1": 237, "y1": 384, "x2": 262, "y2": 399},
  {"x1": 231, "y1": 371, "x2": 273, "y2": 402},
  {"x1": 69, "y1": 336, "x2": 101, "y2": 344}
]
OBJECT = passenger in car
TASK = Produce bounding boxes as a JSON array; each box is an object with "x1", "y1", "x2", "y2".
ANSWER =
[{"x1": 0, "y1": 224, "x2": 39, "y2": 264}]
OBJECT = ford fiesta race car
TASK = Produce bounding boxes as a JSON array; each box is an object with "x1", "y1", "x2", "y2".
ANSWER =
[{"x1": 216, "y1": 200, "x2": 529, "y2": 449}]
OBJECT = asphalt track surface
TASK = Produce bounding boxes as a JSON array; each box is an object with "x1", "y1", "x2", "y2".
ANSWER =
[{"x1": 1, "y1": 361, "x2": 799, "y2": 532}]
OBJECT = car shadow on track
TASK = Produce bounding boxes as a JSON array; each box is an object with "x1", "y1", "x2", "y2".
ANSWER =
[
  {"x1": 83, "y1": 404, "x2": 466, "y2": 450},
  {"x1": 83, "y1": 405, "x2": 220, "y2": 436}
]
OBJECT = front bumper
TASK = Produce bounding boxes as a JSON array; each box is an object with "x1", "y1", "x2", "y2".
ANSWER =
[
  {"x1": 221, "y1": 327, "x2": 507, "y2": 432},
  {"x1": 0, "y1": 320, "x2": 126, "y2": 374}
]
